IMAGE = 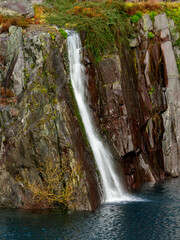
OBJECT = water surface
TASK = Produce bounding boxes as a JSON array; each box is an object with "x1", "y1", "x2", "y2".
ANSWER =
[{"x1": 0, "y1": 178, "x2": 180, "y2": 240}]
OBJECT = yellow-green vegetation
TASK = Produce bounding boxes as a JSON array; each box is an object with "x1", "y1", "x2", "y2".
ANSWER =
[
  {"x1": 149, "y1": 11, "x2": 157, "y2": 21},
  {"x1": 125, "y1": 2, "x2": 180, "y2": 37},
  {"x1": 1, "y1": 0, "x2": 180, "y2": 62},
  {"x1": 41, "y1": 1, "x2": 180, "y2": 62},
  {"x1": 17, "y1": 158, "x2": 80, "y2": 208},
  {"x1": 130, "y1": 11, "x2": 143, "y2": 23},
  {"x1": 44, "y1": 0, "x2": 132, "y2": 62},
  {"x1": 59, "y1": 28, "x2": 68, "y2": 39},
  {"x1": 148, "y1": 31, "x2": 154, "y2": 39},
  {"x1": 0, "y1": 6, "x2": 45, "y2": 32}
]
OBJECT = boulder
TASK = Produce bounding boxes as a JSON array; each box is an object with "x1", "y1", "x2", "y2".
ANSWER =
[
  {"x1": 0, "y1": 0, "x2": 34, "y2": 17},
  {"x1": 154, "y1": 13, "x2": 169, "y2": 31},
  {"x1": 142, "y1": 14, "x2": 153, "y2": 32}
]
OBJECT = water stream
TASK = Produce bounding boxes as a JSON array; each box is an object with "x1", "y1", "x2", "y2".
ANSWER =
[{"x1": 67, "y1": 31, "x2": 125, "y2": 203}]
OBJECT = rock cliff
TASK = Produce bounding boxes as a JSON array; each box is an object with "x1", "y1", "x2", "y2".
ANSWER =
[
  {"x1": 0, "y1": 25, "x2": 100, "y2": 210},
  {"x1": 84, "y1": 12, "x2": 180, "y2": 189},
  {"x1": 0, "y1": 1, "x2": 179, "y2": 210}
]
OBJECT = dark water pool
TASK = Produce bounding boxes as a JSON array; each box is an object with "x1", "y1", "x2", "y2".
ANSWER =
[{"x1": 0, "y1": 178, "x2": 180, "y2": 240}]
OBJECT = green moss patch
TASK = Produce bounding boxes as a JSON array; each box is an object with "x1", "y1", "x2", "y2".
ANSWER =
[
  {"x1": 59, "y1": 28, "x2": 68, "y2": 39},
  {"x1": 148, "y1": 32, "x2": 154, "y2": 39}
]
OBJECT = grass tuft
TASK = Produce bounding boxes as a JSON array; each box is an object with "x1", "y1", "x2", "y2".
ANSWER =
[{"x1": 44, "y1": 0, "x2": 132, "y2": 62}]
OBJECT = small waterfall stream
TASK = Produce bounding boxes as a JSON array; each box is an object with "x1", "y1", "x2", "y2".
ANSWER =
[{"x1": 67, "y1": 32, "x2": 126, "y2": 203}]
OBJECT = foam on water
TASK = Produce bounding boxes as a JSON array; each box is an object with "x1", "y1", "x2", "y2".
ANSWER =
[{"x1": 105, "y1": 194, "x2": 148, "y2": 204}]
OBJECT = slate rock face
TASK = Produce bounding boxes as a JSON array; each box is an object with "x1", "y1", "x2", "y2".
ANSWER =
[
  {"x1": 84, "y1": 12, "x2": 180, "y2": 189},
  {"x1": 0, "y1": 0, "x2": 34, "y2": 17},
  {"x1": 7, "y1": 26, "x2": 24, "y2": 96},
  {"x1": 0, "y1": 25, "x2": 100, "y2": 210}
]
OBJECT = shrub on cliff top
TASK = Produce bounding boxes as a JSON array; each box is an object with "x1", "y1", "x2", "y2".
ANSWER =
[
  {"x1": 59, "y1": 28, "x2": 68, "y2": 39},
  {"x1": 0, "y1": 14, "x2": 42, "y2": 33},
  {"x1": 149, "y1": 11, "x2": 157, "y2": 21},
  {"x1": 0, "y1": 15, "x2": 29, "y2": 32},
  {"x1": 44, "y1": 0, "x2": 132, "y2": 62},
  {"x1": 131, "y1": 14, "x2": 141, "y2": 23},
  {"x1": 43, "y1": 0, "x2": 180, "y2": 62},
  {"x1": 0, "y1": 4, "x2": 46, "y2": 33}
]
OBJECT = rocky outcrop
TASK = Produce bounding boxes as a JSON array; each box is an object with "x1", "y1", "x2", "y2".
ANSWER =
[
  {"x1": 0, "y1": 0, "x2": 35, "y2": 17},
  {"x1": 156, "y1": 14, "x2": 180, "y2": 177},
  {"x1": 84, "y1": 12, "x2": 180, "y2": 189},
  {"x1": 0, "y1": 25, "x2": 100, "y2": 210}
]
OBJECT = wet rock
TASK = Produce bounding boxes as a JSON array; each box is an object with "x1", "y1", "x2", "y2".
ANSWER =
[
  {"x1": 138, "y1": 154, "x2": 156, "y2": 183},
  {"x1": 97, "y1": 55, "x2": 135, "y2": 156},
  {"x1": 0, "y1": 164, "x2": 22, "y2": 207},
  {"x1": 98, "y1": 56, "x2": 121, "y2": 85}
]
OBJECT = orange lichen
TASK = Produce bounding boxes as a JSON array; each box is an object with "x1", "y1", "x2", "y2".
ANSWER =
[
  {"x1": 68, "y1": 5, "x2": 104, "y2": 18},
  {"x1": 0, "y1": 6, "x2": 46, "y2": 33},
  {"x1": 0, "y1": 87, "x2": 17, "y2": 106}
]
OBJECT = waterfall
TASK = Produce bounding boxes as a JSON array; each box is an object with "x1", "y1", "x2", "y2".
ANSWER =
[{"x1": 67, "y1": 31, "x2": 126, "y2": 203}]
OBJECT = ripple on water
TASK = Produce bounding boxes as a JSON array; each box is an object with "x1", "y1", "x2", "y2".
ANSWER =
[{"x1": 0, "y1": 178, "x2": 180, "y2": 240}]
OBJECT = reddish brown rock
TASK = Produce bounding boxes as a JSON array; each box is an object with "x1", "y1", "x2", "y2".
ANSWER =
[{"x1": 84, "y1": 13, "x2": 179, "y2": 190}]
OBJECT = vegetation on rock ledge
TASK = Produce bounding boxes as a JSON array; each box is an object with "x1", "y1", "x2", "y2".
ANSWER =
[
  {"x1": 42, "y1": 0, "x2": 180, "y2": 62},
  {"x1": 17, "y1": 158, "x2": 80, "y2": 209},
  {"x1": 44, "y1": 0, "x2": 132, "y2": 62},
  {"x1": 0, "y1": 0, "x2": 179, "y2": 62}
]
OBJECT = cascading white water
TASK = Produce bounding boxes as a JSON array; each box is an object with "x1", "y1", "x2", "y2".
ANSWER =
[{"x1": 67, "y1": 31, "x2": 126, "y2": 203}]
